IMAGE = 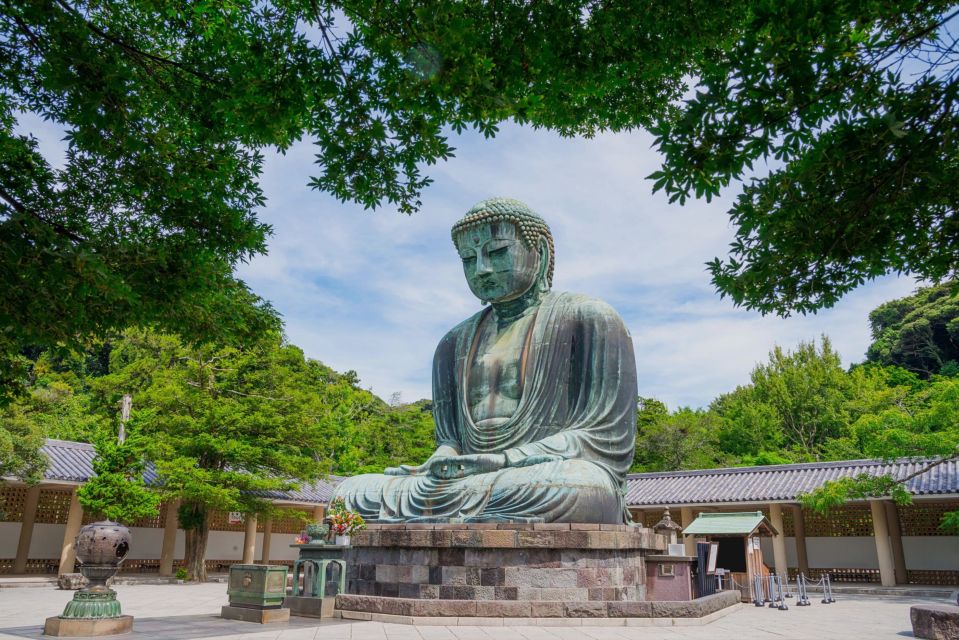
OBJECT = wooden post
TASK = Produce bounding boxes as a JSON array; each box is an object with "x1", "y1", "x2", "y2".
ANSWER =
[
  {"x1": 259, "y1": 514, "x2": 273, "y2": 564},
  {"x1": 791, "y1": 504, "x2": 810, "y2": 576},
  {"x1": 58, "y1": 489, "x2": 84, "y2": 575},
  {"x1": 159, "y1": 499, "x2": 181, "y2": 576},
  {"x1": 680, "y1": 507, "x2": 696, "y2": 555},
  {"x1": 14, "y1": 485, "x2": 42, "y2": 574},
  {"x1": 884, "y1": 501, "x2": 908, "y2": 585},
  {"x1": 312, "y1": 505, "x2": 325, "y2": 521},
  {"x1": 768, "y1": 504, "x2": 789, "y2": 578},
  {"x1": 870, "y1": 499, "x2": 896, "y2": 587},
  {"x1": 242, "y1": 514, "x2": 257, "y2": 564}
]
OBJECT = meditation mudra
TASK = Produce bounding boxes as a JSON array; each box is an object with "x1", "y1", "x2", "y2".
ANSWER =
[{"x1": 333, "y1": 198, "x2": 637, "y2": 523}]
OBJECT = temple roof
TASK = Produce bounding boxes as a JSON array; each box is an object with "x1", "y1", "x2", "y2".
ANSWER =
[
  {"x1": 23, "y1": 440, "x2": 959, "y2": 508},
  {"x1": 624, "y1": 458, "x2": 959, "y2": 506},
  {"x1": 36, "y1": 439, "x2": 339, "y2": 505}
]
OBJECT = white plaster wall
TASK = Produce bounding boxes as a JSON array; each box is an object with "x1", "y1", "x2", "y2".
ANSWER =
[
  {"x1": 205, "y1": 530, "x2": 246, "y2": 559},
  {"x1": 0, "y1": 523, "x2": 296, "y2": 562},
  {"x1": 903, "y1": 537, "x2": 959, "y2": 570},
  {"x1": 760, "y1": 535, "x2": 959, "y2": 571},
  {"x1": 762, "y1": 536, "x2": 879, "y2": 568},
  {"x1": 0, "y1": 522, "x2": 21, "y2": 556},
  {"x1": 265, "y1": 533, "x2": 301, "y2": 561},
  {"x1": 27, "y1": 523, "x2": 65, "y2": 558}
]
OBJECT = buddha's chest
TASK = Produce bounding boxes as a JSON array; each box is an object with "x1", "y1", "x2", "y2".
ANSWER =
[{"x1": 467, "y1": 314, "x2": 535, "y2": 423}]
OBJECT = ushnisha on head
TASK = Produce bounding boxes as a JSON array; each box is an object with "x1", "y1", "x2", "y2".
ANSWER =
[{"x1": 451, "y1": 198, "x2": 555, "y2": 304}]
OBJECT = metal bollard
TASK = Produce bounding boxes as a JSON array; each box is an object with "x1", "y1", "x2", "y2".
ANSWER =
[
  {"x1": 824, "y1": 574, "x2": 836, "y2": 603},
  {"x1": 796, "y1": 573, "x2": 811, "y2": 606},
  {"x1": 782, "y1": 573, "x2": 793, "y2": 598},
  {"x1": 753, "y1": 574, "x2": 765, "y2": 607}
]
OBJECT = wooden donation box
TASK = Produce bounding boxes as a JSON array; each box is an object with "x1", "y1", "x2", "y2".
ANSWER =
[{"x1": 227, "y1": 564, "x2": 288, "y2": 609}]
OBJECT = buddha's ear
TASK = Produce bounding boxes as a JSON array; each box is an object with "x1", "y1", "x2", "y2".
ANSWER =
[{"x1": 536, "y1": 236, "x2": 550, "y2": 292}]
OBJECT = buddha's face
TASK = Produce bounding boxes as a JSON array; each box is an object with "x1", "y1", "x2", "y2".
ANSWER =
[{"x1": 455, "y1": 222, "x2": 541, "y2": 303}]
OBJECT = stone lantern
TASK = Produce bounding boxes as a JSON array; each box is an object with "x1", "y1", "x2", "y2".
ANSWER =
[
  {"x1": 44, "y1": 521, "x2": 134, "y2": 636},
  {"x1": 653, "y1": 507, "x2": 684, "y2": 547}
]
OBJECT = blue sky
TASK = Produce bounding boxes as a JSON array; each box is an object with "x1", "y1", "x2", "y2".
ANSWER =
[
  {"x1": 19, "y1": 111, "x2": 918, "y2": 409},
  {"x1": 236, "y1": 122, "x2": 918, "y2": 409}
]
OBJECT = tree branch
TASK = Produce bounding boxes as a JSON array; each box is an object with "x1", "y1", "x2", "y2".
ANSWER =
[{"x1": 0, "y1": 185, "x2": 86, "y2": 242}]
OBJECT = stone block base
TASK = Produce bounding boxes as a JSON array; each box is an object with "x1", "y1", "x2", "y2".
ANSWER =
[
  {"x1": 284, "y1": 595, "x2": 336, "y2": 618},
  {"x1": 911, "y1": 604, "x2": 959, "y2": 640},
  {"x1": 346, "y1": 523, "x2": 664, "y2": 602},
  {"x1": 56, "y1": 573, "x2": 87, "y2": 590},
  {"x1": 335, "y1": 590, "x2": 740, "y2": 620},
  {"x1": 220, "y1": 605, "x2": 290, "y2": 624},
  {"x1": 43, "y1": 615, "x2": 133, "y2": 637}
]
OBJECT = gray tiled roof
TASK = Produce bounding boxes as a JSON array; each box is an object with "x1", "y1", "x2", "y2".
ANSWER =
[
  {"x1": 39, "y1": 439, "x2": 338, "y2": 505},
  {"x1": 625, "y1": 458, "x2": 959, "y2": 507},
  {"x1": 37, "y1": 440, "x2": 959, "y2": 508}
]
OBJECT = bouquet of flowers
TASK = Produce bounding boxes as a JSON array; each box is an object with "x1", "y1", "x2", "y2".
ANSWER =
[
  {"x1": 294, "y1": 532, "x2": 310, "y2": 545},
  {"x1": 328, "y1": 498, "x2": 366, "y2": 536}
]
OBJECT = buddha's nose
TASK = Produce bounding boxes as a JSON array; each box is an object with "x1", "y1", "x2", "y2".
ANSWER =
[{"x1": 474, "y1": 254, "x2": 493, "y2": 274}]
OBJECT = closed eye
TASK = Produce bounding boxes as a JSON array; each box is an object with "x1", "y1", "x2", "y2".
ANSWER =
[{"x1": 489, "y1": 246, "x2": 509, "y2": 256}]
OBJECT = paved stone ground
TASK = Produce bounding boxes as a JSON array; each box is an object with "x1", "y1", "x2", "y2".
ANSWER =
[{"x1": 0, "y1": 582, "x2": 943, "y2": 639}]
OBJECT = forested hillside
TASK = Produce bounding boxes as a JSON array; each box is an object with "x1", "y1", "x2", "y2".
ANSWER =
[
  {"x1": 2, "y1": 329, "x2": 434, "y2": 482},
  {"x1": 632, "y1": 283, "x2": 959, "y2": 474}
]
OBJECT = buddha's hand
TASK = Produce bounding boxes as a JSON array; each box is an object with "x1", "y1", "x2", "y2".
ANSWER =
[
  {"x1": 428, "y1": 453, "x2": 507, "y2": 479},
  {"x1": 512, "y1": 454, "x2": 563, "y2": 467},
  {"x1": 384, "y1": 463, "x2": 428, "y2": 476},
  {"x1": 385, "y1": 445, "x2": 459, "y2": 476}
]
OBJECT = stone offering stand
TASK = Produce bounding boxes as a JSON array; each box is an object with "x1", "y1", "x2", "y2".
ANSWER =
[{"x1": 332, "y1": 523, "x2": 742, "y2": 625}]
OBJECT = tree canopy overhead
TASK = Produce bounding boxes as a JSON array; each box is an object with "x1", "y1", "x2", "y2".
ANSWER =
[
  {"x1": 5, "y1": 0, "x2": 958, "y2": 402},
  {"x1": 1, "y1": 0, "x2": 747, "y2": 395},
  {"x1": 650, "y1": 1, "x2": 959, "y2": 315}
]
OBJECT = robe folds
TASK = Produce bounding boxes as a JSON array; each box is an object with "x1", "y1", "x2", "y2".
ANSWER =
[{"x1": 332, "y1": 291, "x2": 638, "y2": 523}]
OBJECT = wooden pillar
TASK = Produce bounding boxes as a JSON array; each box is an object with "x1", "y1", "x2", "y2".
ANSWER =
[
  {"x1": 57, "y1": 489, "x2": 84, "y2": 575},
  {"x1": 312, "y1": 505, "x2": 325, "y2": 521},
  {"x1": 884, "y1": 501, "x2": 908, "y2": 585},
  {"x1": 14, "y1": 485, "x2": 42, "y2": 573},
  {"x1": 259, "y1": 514, "x2": 273, "y2": 564},
  {"x1": 242, "y1": 514, "x2": 257, "y2": 564},
  {"x1": 869, "y1": 500, "x2": 896, "y2": 587},
  {"x1": 159, "y1": 499, "x2": 180, "y2": 577},
  {"x1": 768, "y1": 504, "x2": 789, "y2": 578},
  {"x1": 791, "y1": 504, "x2": 809, "y2": 576},
  {"x1": 680, "y1": 507, "x2": 696, "y2": 555}
]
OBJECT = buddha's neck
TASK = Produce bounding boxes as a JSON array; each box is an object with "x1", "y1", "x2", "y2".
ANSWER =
[{"x1": 491, "y1": 286, "x2": 545, "y2": 328}]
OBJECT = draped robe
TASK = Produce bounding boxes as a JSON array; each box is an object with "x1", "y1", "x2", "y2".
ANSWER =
[{"x1": 332, "y1": 291, "x2": 637, "y2": 523}]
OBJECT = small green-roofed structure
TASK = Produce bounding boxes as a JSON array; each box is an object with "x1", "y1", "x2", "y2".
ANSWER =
[{"x1": 682, "y1": 511, "x2": 779, "y2": 537}]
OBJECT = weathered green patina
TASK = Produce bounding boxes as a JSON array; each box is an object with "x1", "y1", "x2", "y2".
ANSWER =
[{"x1": 333, "y1": 198, "x2": 637, "y2": 523}]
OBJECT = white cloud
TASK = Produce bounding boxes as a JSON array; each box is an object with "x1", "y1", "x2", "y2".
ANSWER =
[
  {"x1": 240, "y1": 122, "x2": 919, "y2": 408},
  {"x1": 13, "y1": 108, "x2": 918, "y2": 409}
]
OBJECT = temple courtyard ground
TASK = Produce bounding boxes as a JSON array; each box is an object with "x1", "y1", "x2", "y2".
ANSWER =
[{"x1": 0, "y1": 582, "x2": 951, "y2": 639}]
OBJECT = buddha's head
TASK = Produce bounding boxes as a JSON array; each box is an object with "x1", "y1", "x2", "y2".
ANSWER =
[{"x1": 451, "y1": 198, "x2": 555, "y2": 304}]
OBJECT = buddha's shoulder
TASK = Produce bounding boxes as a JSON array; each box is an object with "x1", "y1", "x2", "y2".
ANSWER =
[
  {"x1": 547, "y1": 291, "x2": 625, "y2": 322},
  {"x1": 436, "y1": 309, "x2": 487, "y2": 347}
]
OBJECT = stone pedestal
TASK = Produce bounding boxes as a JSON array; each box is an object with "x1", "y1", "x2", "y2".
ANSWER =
[
  {"x1": 43, "y1": 615, "x2": 133, "y2": 637},
  {"x1": 220, "y1": 605, "x2": 290, "y2": 624},
  {"x1": 344, "y1": 523, "x2": 664, "y2": 606},
  {"x1": 284, "y1": 595, "x2": 336, "y2": 618}
]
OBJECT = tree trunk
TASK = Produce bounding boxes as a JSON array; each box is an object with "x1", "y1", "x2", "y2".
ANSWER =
[{"x1": 181, "y1": 503, "x2": 210, "y2": 582}]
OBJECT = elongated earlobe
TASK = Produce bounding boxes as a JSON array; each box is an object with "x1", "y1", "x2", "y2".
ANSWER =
[{"x1": 537, "y1": 238, "x2": 550, "y2": 292}]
